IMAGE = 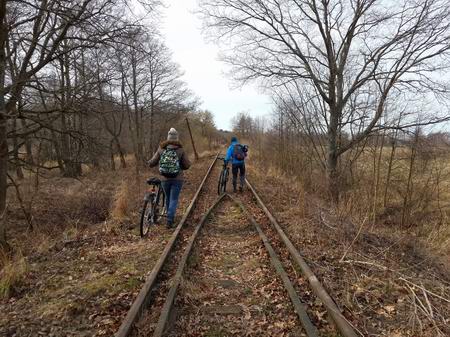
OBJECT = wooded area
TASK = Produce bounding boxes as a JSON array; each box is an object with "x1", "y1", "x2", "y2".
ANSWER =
[
  {"x1": 0, "y1": 1, "x2": 449, "y2": 336},
  {"x1": 0, "y1": 0, "x2": 222, "y2": 249},
  {"x1": 199, "y1": 0, "x2": 450, "y2": 202},
  {"x1": 202, "y1": 0, "x2": 450, "y2": 242}
]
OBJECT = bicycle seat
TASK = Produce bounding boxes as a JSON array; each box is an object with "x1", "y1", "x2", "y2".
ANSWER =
[{"x1": 146, "y1": 177, "x2": 161, "y2": 185}]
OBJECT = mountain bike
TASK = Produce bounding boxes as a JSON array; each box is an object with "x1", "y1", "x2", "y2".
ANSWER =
[
  {"x1": 140, "y1": 177, "x2": 166, "y2": 237},
  {"x1": 217, "y1": 157, "x2": 229, "y2": 195}
]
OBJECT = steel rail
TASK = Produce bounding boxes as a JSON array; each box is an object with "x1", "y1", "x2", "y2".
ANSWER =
[
  {"x1": 153, "y1": 194, "x2": 227, "y2": 337},
  {"x1": 115, "y1": 154, "x2": 218, "y2": 337},
  {"x1": 230, "y1": 195, "x2": 319, "y2": 337},
  {"x1": 246, "y1": 179, "x2": 359, "y2": 337}
]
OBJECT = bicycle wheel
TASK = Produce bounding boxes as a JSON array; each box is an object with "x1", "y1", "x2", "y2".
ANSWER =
[
  {"x1": 217, "y1": 170, "x2": 225, "y2": 195},
  {"x1": 154, "y1": 188, "x2": 165, "y2": 223},
  {"x1": 140, "y1": 199, "x2": 153, "y2": 237},
  {"x1": 222, "y1": 168, "x2": 228, "y2": 192},
  {"x1": 217, "y1": 171, "x2": 223, "y2": 195}
]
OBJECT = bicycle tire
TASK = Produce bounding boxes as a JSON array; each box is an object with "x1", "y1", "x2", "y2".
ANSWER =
[
  {"x1": 140, "y1": 199, "x2": 153, "y2": 237},
  {"x1": 218, "y1": 169, "x2": 225, "y2": 195},
  {"x1": 155, "y1": 189, "x2": 165, "y2": 223},
  {"x1": 223, "y1": 168, "x2": 229, "y2": 192}
]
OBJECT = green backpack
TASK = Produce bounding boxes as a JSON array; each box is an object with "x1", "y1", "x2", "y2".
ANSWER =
[{"x1": 159, "y1": 148, "x2": 181, "y2": 178}]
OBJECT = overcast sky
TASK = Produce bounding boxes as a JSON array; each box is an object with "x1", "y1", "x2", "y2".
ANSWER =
[{"x1": 160, "y1": 0, "x2": 272, "y2": 130}]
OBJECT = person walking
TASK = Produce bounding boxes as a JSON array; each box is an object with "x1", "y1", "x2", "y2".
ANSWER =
[
  {"x1": 225, "y1": 136, "x2": 247, "y2": 192},
  {"x1": 148, "y1": 128, "x2": 191, "y2": 228}
]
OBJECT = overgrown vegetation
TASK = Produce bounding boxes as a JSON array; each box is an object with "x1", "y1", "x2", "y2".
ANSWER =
[
  {"x1": 234, "y1": 112, "x2": 450, "y2": 255},
  {"x1": 1, "y1": 0, "x2": 450, "y2": 336}
]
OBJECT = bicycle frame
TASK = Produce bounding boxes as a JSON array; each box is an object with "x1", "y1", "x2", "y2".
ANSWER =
[{"x1": 144, "y1": 183, "x2": 162, "y2": 202}]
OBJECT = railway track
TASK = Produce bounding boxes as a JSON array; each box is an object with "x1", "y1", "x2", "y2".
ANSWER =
[{"x1": 115, "y1": 155, "x2": 358, "y2": 337}]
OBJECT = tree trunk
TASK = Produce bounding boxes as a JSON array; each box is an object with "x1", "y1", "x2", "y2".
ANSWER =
[
  {"x1": 0, "y1": 0, "x2": 10, "y2": 250},
  {"x1": 401, "y1": 130, "x2": 419, "y2": 227},
  {"x1": 327, "y1": 108, "x2": 340, "y2": 204},
  {"x1": 372, "y1": 132, "x2": 386, "y2": 226},
  {"x1": 115, "y1": 137, "x2": 127, "y2": 168},
  {"x1": 110, "y1": 140, "x2": 116, "y2": 171},
  {"x1": 131, "y1": 53, "x2": 143, "y2": 167},
  {"x1": 0, "y1": 114, "x2": 8, "y2": 250},
  {"x1": 20, "y1": 119, "x2": 34, "y2": 165},
  {"x1": 383, "y1": 131, "x2": 399, "y2": 208},
  {"x1": 51, "y1": 128, "x2": 66, "y2": 175},
  {"x1": 12, "y1": 116, "x2": 24, "y2": 179},
  {"x1": 59, "y1": 50, "x2": 81, "y2": 178},
  {"x1": 150, "y1": 90, "x2": 155, "y2": 153}
]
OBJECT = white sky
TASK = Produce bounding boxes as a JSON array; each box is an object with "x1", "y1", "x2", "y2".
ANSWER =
[{"x1": 160, "y1": 0, "x2": 272, "y2": 130}]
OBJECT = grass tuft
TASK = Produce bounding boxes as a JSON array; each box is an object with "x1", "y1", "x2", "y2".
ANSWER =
[
  {"x1": 0, "y1": 252, "x2": 28, "y2": 299},
  {"x1": 111, "y1": 181, "x2": 130, "y2": 220}
]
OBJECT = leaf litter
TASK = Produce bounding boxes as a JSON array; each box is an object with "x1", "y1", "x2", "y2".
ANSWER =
[
  {"x1": 169, "y1": 199, "x2": 303, "y2": 337},
  {"x1": 0, "y1": 157, "x2": 214, "y2": 337}
]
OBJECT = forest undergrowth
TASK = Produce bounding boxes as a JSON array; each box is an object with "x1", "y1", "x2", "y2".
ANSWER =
[{"x1": 0, "y1": 155, "x2": 213, "y2": 337}]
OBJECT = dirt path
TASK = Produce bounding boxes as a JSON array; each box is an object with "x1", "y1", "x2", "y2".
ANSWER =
[{"x1": 169, "y1": 199, "x2": 302, "y2": 337}]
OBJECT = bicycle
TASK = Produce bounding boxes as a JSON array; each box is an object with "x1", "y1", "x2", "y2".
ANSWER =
[
  {"x1": 140, "y1": 177, "x2": 166, "y2": 237},
  {"x1": 217, "y1": 157, "x2": 229, "y2": 195}
]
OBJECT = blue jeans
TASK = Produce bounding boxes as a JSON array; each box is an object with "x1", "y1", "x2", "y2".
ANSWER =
[{"x1": 161, "y1": 180, "x2": 183, "y2": 223}]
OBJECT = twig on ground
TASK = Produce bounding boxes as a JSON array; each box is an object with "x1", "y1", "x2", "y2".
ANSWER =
[
  {"x1": 406, "y1": 283, "x2": 445, "y2": 336},
  {"x1": 422, "y1": 285, "x2": 434, "y2": 318},
  {"x1": 339, "y1": 216, "x2": 368, "y2": 263},
  {"x1": 399, "y1": 277, "x2": 450, "y2": 304}
]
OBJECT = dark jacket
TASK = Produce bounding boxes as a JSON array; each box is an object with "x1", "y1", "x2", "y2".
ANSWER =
[{"x1": 148, "y1": 140, "x2": 191, "y2": 180}]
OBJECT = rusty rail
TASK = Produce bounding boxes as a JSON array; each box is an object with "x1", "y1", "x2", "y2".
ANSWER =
[
  {"x1": 115, "y1": 154, "x2": 218, "y2": 337},
  {"x1": 246, "y1": 179, "x2": 359, "y2": 337},
  {"x1": 230, "y1": 195, "x2": 319, "y2": 337}
]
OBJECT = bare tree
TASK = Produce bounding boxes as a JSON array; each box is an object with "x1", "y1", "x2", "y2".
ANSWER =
[
  {"x1": 199, "y1": 0, "x2": 450, "y2": 202},
  {"x1": 0, "y1": 0, "x2": 160, "y2": 249}
]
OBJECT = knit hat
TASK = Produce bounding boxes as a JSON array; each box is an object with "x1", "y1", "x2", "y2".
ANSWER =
[
  {"x1": 167, "y1": 128, "x2": 179, "y2": 141},
  {"x1": 231, "y1": 136, "x2": 238, "y2": 143}
]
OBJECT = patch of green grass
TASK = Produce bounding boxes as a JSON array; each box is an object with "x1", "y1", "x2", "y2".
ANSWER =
[
  {"x1": 116, "y1": 261, "x2": 137, "y2": 274},
  {"x1": 82, "y1": 274, "x2": 118, "y2": 297},
  {"x1": 80, "y1": 274, "x2": 125, "y2": 296},
  {"x1": 125, "y1": 276, "x2": 141, "y2": 289}
]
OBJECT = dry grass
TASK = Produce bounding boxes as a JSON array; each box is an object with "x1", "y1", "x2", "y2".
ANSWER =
[
  {"x1": 111, "y1": 180, "x2": 131, "y2": 221},
  {"x1": 0, "y1": 251, "x2": 28, "y2": 299},
  {"x1": 250, "y1": 139, "x2": 450, "y2": 256},
  {"x1": 248, "y1": 160, "x2": 450, "y2": 336}
]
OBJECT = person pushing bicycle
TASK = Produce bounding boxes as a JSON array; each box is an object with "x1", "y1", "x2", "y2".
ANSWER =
[
  {"x1": 224, "y1": 136, "x2": 248, "y2": 192},
  {"x1": 148, "y1": 128, "x2": 191, "y2": 228}
]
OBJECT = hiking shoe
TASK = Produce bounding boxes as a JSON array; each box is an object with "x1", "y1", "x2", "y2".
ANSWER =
[
  {"x1": 233, "y1": 187, "x2": 237, "y2": 193},
  {"x1": 166, "y1": 220, "x2": 174, "y2": 229},
  {"x1": 239, "y1": 186, "x2": 243, "y2": 192}
]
